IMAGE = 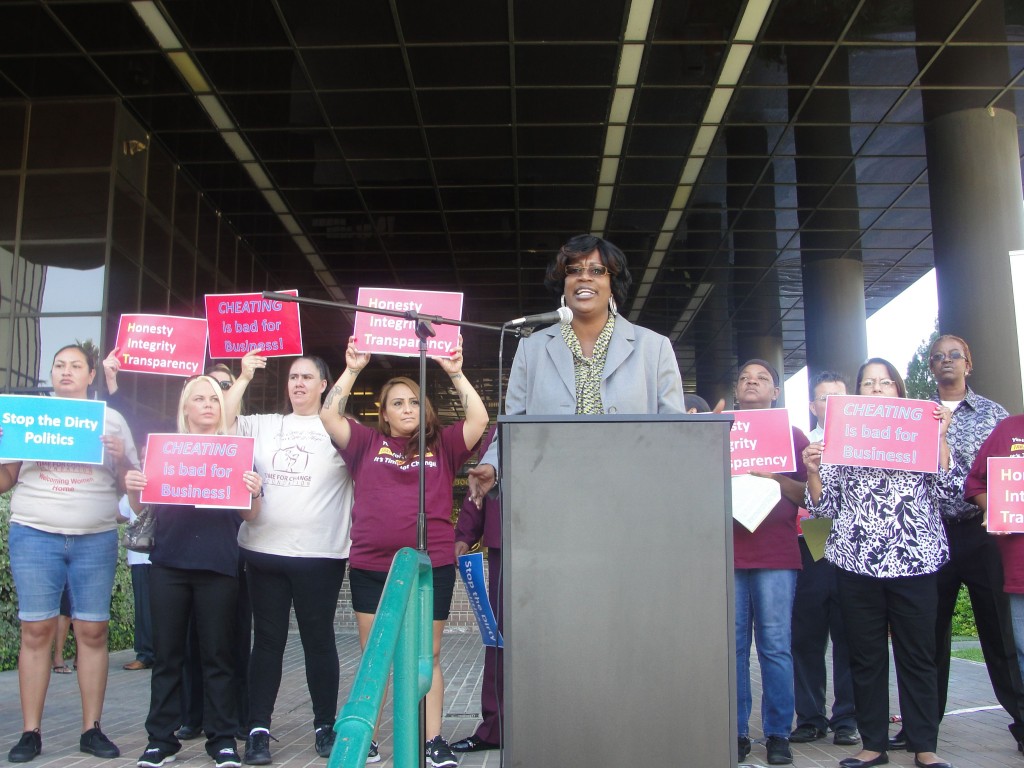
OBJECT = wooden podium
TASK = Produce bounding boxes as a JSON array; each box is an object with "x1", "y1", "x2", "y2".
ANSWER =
[{"x1": 499, "y1": 414, "x2": 735, "y2": 767}]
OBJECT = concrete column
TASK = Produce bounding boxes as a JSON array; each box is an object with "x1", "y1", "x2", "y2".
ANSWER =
[
  {"x1": 802, "y1": 258, "x2": 868, "y2": 385},
  {"x1": 925, "y1": 107, "x2": 1024, "y2": 411}
]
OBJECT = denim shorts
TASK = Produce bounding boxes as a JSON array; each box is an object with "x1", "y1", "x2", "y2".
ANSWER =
[{"x1": 8, "y1": 523, "x2": 118, "y2": 622}]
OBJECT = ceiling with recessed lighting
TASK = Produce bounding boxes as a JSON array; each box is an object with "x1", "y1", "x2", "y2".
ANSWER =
[{"x1": 2, "y1": 0, "x2": 1023, "y2": 394}]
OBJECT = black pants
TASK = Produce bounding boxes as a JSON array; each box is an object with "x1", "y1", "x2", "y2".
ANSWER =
[
  {"x1": 147, "y1": 565, "x2": 239, "y2": 756},
  {"x1": 180, "y1": 556, "x2": 252, "y2": 732},
  {"x1": 837, "y1": 568, "x2": 940, "y2": 754},
  {"x1": 792, "y1": 538, "x2": 855, "y2": 732},
  {"x1": 245, "y1": 551, "x2": 347, "y2": 731},
  {"x1": 935, "y1": 518, "x2": 1024, "y2": 735}
]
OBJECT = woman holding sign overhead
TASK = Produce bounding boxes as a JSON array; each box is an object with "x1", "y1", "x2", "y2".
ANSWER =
[
  {"x1": 224, "y1": 352, "x2": 354, "y2": 766},
  {"x1": 1, "y1": 344, "x2": 138, "y2": 764},
  {"x1": 125, "y1": 374, "x2": 262, "y2": 768},
  {"x1": 320, "y1": 335, "x2": 487, "y2": 768},
  {"x1": 804, "y1": 358, "x2": 955, "y2": 768}
]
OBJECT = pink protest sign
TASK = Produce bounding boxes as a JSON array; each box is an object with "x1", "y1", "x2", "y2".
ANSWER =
[
  {"x1": 141, "y1": 433, "x2": 255, "y2": 509},
  {"x1": 985, "y1": 457, "x2": 1024, "y2": 533},
  {"x1": 205, "y1": 290, "x2": 303, "y2": 359},
  {"x1": 821, "y1": 395, "x2": 940, "y2": 473},
  {"x1": 723, "y1": 408, "x2": 796, "y2": 477},
  {"x1": 114, "y1": 314, "x2": 208, "y2": 377},
  {"x1": 353, "y1": 287, "x2": 464, "y2": 358}
]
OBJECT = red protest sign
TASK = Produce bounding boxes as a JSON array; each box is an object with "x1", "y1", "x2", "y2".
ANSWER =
[
  {"x1": 354, "y1": 287, "x2": 463, "y2": 358},
  {"x1": 115, "y1": 314, "x2": 208, "y2": 377},
  {"x1": 141, "y1": 433, "x2": 255, "y2": 509},
  {"x1": 821, "y1": 395, "x2": 940, "y2": 473},
  {"x1": 985, "y1": 457, "x2": 1024, "y2": 533},
  {"x1": 723, "y1": 408, "x2": 796, "y2": 477},
  {"x1": 205, "y1": 290, "x2": 303, "y2": 359}
]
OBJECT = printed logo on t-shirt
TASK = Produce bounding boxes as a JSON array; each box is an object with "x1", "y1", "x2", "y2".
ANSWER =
[
  {"x1": 373, "y1": 441, "x2": 436, "y2": 470},
  {"x1": 1011, "y1": 441, "x2": 1024, "y2": 452},
  {"x1": 264, "y1": 444, "x2": 314, "y2": 488},
  {"x1": 36, "y1": 462, "x2": 95, "y2": 494}
]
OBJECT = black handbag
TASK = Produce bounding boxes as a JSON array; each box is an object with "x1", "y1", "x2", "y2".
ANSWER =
[{"x1": 121, "y1": 505, "x2": 156, "y2": 553}]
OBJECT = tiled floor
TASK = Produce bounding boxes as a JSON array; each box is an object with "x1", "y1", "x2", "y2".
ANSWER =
[{"x1": 0, "y1": 630, "x2": 1019, "y2": 768}]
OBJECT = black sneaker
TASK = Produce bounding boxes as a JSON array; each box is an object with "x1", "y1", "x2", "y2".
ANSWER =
[
  {"x1": 314, "y1": 727, "x2": 336, "y2": 758},
  {"x1": 243, "y1": 730, "x2": 273, "y2": 766},
  {"x1": 766, "y1": 736, "x2": 793, "y2": 765},
  {"x1": 738, "y1": 736, "x2": 751, "y2": 763},
  {"x1": 366, "y1": 740, "x2": 380, "y2": 764},
  {"x1": 214, "y1": 747, "x2": 242, "y2": 768},
  {"x1": 790, "y1": 725, "x2": 826, "y2": 743},
  {"x1": 137, "y1": 746, "x2": 177, "y2": 767},
  {"x1": 8, "y1": 730, "x2": 41, "y2": 763},
  {"x1": 424, "y1": 735, "x2": 458, "y2": 768},
  {"x1": 80, "y1": 722, "x2": 120, "y2": 758},
  {"x1": 174, "y1": 725, "x2": 202, "y2": 741},
  {"x1": 833, "y1": 726, "x2": 861, "y2": 746}
]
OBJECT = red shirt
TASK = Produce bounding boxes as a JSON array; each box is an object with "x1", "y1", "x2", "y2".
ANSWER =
[{"x1": 341, "y1": 419, "x2": 473, "y2": 571}]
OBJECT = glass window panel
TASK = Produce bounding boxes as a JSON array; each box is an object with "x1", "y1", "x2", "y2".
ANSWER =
[
  {"x1": 22, "y1": 173, "x2": 109, "y2": 240},
  {"x1": 27, "y1": 102, "x2": 114, "y2": 170},
  {"x1": 146, "y1": 144, "x2": 175, "y2": 220},
  {"x1": 36, "y1": 262, "x2": 105, "y2": 314},
  {"x1": 0, "y1": 104, "x2": 26, "y2": 170},
  {"x1": 0, "y1": 176, "x2": 18, "y2": 241},
  {"x1": 170, "y1": 240, "x2": 195, "y2": 302},
  {"x1": 218, "y1": 229, "x2": 237, "y2": 290},
  {"x1": 140, "y1": 269, "x2": 168, "y2": 314},
  {"x1": 111, "y1": 179, "x2": 144, "y2": 258},
  {"x1": 37, "y1": 315, "x2": 103, "y2": 388},
  {"x1": 108, "y1": 247, "x2": 139, "y2": 315},
  {"x1": 143, "y1": 208, "x2": 171, "y2": 282}
]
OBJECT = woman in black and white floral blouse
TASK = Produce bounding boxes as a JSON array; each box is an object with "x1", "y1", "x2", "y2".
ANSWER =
[{"x1": 804, "y1": 357, "x2": 955, "y2": 768}]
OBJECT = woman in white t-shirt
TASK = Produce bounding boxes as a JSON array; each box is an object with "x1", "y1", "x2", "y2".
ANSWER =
[
  {"x1": 225, "y1": 351, "x2": 353, "y2": 765},
  {"x1": 1, "y1": 344, "x2": 138, "y2": 763}
]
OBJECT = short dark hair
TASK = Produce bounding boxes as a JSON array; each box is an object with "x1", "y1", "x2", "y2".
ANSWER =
[
  {"x1": 543, "y1": 234, "x2": 633, "y2": 306},
  {"x1": 811, "y1": 370, "x2": 847, "y2": 392},
  {"x1": 737, "y1": 358, "x2": 779, "y2": 387},
  {"x1": 684, "y1": 393, "x2": 711, "y2": 413},
  {"x1": 929, "y1": 334, "x2": 972, "y2": 370},
  {"x1": 856, "y1": 357, "x2": 906, "y2": 398}
]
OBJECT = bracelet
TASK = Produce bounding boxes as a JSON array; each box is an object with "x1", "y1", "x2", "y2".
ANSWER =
[{"x1": 252, "y1": 487, "x2": 264, "y2": 499}]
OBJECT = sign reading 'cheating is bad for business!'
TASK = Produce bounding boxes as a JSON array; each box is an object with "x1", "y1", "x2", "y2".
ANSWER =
[
  {"x1": 821, "y1": 395, "x2": 940, "y2": 473},
  {"x1": 0, "y1": 395, "x2": 106, "y2": 464},
  {"x1": 985, "y1": 457, "x2": 1024, "y2": 533},
  {"x1": 354, "y1": 287, "x2": 463, "y2": 358},
  {"x1": 723, "y1": 408, "x2": 796, "y2": 477},
  {"x1": 115, "y1": 314, "x2": 209, "y2": 377},
  {"x1": 205, "y1": 291, "x2": 303, "y2": 359},
  {"x1": 141, "y1": 433, "x2": 255, "y2": 509}
]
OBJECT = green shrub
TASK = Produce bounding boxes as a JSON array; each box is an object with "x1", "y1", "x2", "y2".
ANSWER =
[
  {"x1": 951, "y1": 584, "x2": 978, "y2": 638},
  {"x1": 0, "y1": 490, "x2": 136, "y2": 672}
]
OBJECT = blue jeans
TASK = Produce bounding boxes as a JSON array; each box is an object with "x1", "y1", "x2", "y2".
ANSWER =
[
  {"x1": 9, "y1": 523, "x2": 118, "y2": 621},
  {"x1": 735, "y1": 568, "x2": 798, "y2": 738},
  {"x1": 1009, "y1": 593, "x2": 1024, "y2": 684}
]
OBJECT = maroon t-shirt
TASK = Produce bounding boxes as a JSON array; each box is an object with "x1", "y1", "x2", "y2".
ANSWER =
[
  {"x1": 341, "y1": 419, "x2": 473, "y2": 571},
  {"x1": 733, "y1": 425, "x2": 809, "y2": 570},
  {"x1": 964, "y1": 415, "x2": 1024, "y2": 593}
]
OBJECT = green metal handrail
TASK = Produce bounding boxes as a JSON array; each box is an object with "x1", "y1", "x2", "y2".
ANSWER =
[{"x1": 328, "y1": 547, "x2": 435, "y2": 768}]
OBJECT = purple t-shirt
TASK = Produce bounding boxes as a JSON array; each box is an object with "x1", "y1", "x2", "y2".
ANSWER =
[{"x1": 341, "y1": 419, "x2": 473, "y2": 571}]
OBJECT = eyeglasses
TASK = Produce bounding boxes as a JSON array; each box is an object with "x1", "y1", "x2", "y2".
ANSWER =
[
  {"x1": 929, "y1": 350, "x2": 966, "y2": 364},
  {"x1": 565, "y1": 264, "x2": 609, "y2": 278},
  {"x1": 860, "y1": 379, "x2": 897, "y2": 389}
]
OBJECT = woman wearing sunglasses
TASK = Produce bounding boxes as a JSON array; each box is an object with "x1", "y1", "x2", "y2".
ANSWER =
[{"x1": 803, "y1": 358, "x2": 955, "y2": 768}]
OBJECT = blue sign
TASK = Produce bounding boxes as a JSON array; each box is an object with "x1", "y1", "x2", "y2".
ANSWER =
[
  {"x1": 457, "y1": 552, "x2": 504, "y2": 649},
  {"x1": 0, "y1": 395, "x2": 107, "y2": 465}
]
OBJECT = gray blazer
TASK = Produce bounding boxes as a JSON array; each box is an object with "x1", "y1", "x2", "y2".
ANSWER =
[{"x1": 481, "y1": 315, "x2": 684, "y2": 466}]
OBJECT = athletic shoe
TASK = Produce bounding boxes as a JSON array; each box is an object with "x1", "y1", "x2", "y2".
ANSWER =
[
  {"x1": 214, "y1": 747, "x2": 242, "y2": 768},
  {"x1": 8, "y1": 730, "x2": 41, "y2": 763},
  {"x1": 314, "y1": 726, "x2": 336, "y2": 758},
  {"x1": 366, "y1": 740, "x2": 381, "y2": 764},
  {"x1": 80, "y1": 722, "x2": 120, "y2": 758},
  {"x1": 243, "y1": 730, "x2": 273, "y2": 766},
  {"x1": 137, "y1": 746, "x2": 177, "y2": 767},
  {"x1": 425, "y1": 735, "x2": 458, "y2": 768}
]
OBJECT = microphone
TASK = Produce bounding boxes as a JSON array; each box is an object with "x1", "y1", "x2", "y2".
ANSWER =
[{"x1": 507, "y1": 306, "x2": 573, "y2": 328}]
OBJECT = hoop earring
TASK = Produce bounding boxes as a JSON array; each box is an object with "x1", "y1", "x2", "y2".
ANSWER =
[
  {"x1": 608, "y1": 296, "x2": 618, "y2": 316},
  {"x1": 560, "y1": 295, "x2": 567, "y2": 308}
]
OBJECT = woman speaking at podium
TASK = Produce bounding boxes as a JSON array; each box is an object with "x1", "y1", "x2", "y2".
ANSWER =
[{"x1": 468, "y1": 233, "x2": 684, "y2": 503}]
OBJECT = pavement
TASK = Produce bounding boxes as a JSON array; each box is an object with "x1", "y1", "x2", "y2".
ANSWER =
[{"x1": 0, "y1": 630, "x2": 1021, "y2": 768}]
